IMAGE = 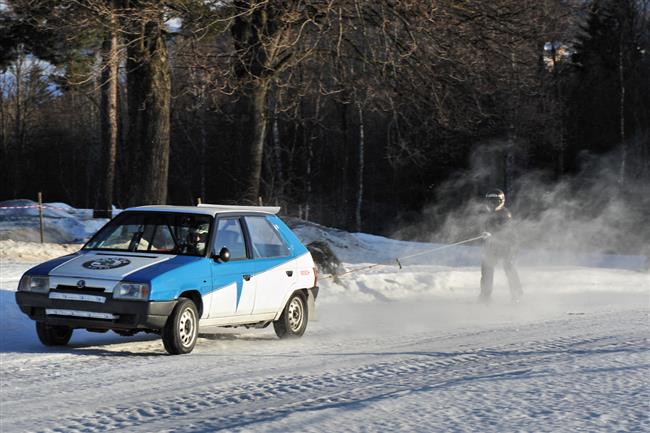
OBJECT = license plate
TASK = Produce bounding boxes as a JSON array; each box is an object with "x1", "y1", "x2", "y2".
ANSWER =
[
  {"x1": 46, "y1": 309, "x2": 118, "y2": 320},
  {"x1": 49, "y1": 292, "x2": 106, "y2": 303}
]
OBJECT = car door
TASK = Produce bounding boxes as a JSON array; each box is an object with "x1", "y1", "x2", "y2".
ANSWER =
[
  {"x1": 206, "y1": 217, "x2": 256, "y2": 318},
  {"x1": 243, "y1": 216, "x2": 295, "y2": 315}
]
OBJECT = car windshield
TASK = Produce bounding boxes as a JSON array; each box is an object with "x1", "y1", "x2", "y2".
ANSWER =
[{"x1": 84, "y1": 212, "x2": 212, "y2": 257}]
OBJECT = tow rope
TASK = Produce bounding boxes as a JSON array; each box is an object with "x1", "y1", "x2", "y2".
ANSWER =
[{"x1": 323, "y1": 234, "x2": 486, "y2": 280}]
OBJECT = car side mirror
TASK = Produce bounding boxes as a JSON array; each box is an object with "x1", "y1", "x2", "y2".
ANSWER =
[{"x1": 213, "y1": 247, "x2": 231, "y2": 263}]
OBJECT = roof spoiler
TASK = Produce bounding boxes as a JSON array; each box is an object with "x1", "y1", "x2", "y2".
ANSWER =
[{"x1": 197, "y1": 203, "x2": 281, "y2": 215}]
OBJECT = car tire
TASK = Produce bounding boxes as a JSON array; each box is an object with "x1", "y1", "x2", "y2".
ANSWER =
[
  {"x1": 274, "y1": 293, "x2": 308, "y2": 339},
  {"x1": 162, "y1": 298, "x2": 199, "y2": 355},
  {"x1": 36, "y1": 322, "x2": 73, "y2": 346}
]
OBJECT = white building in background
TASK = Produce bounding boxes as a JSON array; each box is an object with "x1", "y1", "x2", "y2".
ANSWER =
[{"x1": 543, "y1": 41, "x2": 572, "y2": 71}]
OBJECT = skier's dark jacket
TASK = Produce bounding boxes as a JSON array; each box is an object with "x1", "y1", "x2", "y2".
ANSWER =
[{"x1": 483, "y1": 207, "x2": 517, "y2": 257}]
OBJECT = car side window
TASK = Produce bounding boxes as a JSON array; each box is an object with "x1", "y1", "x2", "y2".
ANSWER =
[
  {"x1": 214, "y1": 218, "x2": 247, "y2": 260},
  {"x1": 244, "y1": 217, "x2": 290, "y2": 259}
]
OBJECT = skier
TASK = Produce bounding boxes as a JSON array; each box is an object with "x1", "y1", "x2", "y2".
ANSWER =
[{"x1": 479, "y1": 189, "x2": 523, "y2": 303}]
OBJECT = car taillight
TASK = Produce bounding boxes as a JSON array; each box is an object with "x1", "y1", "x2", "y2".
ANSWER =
[{"x1": 313, "y1": 267, "x2": 318, "y2": 287}]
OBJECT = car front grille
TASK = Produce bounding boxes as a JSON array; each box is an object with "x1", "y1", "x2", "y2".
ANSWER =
[{"x1": 55, "y1": 285, "x2": 106, "y2": 293}]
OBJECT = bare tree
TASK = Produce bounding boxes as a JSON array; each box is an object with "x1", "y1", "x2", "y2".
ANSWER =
[
  {"x1": 123, "y1": 1, "x2": 172, "y2": 205},
  {"x1": 228, "y1": 0, "x2": 328, "y2": 203},
  {"x1": 96, "y1": 1, "x2": 121, "y2": 216}
]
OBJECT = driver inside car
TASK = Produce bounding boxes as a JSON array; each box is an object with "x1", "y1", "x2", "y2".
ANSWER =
[{"x1": 182, "y1": 226, "x2": 208, "y2": 255}]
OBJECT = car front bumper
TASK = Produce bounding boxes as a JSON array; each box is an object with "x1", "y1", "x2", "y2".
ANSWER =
[{"x1": 15, "y1": 291, "x2": 176, "y2": 331}]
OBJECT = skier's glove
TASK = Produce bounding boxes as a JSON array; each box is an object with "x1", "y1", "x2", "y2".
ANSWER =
[{"x1": 481, "y1": 232, "x2": 492, "y2": 239}]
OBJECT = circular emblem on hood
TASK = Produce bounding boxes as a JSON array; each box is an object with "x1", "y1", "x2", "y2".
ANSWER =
[{"x1": 82, "y1": 258, "x2": 131, "y2": 270}]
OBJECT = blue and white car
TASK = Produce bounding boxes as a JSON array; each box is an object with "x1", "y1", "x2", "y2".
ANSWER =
[{"x1": 15, "y1": 204, "x2": 319, "y2": 354}]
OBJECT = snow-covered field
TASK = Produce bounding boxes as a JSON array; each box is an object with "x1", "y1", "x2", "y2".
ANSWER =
[{"x1": 1, "y1": 206, "x2": 649, "y2": 432}]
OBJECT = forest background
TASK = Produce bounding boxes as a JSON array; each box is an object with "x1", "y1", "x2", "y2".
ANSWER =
[{"x1": 1, "y1": 0, "x2": 648, "y2": 254}]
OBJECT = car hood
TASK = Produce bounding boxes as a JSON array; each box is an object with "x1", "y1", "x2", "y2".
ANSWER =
[{"x1": 49, "y1": 252, "x2": 174, "y2": 281}]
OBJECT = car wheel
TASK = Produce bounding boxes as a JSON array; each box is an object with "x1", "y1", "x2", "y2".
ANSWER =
[
  {"x1": 274, "y1": 293, "x2": 308, "y2": 339},
  {"x1": 36, "y1": 322, "x2": 73, "y2": 346},
  {"x1": 162, "y1": 298, "x2": 199, "y2": 355}
]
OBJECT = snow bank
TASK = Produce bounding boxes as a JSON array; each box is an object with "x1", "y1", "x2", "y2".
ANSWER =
[
  {"x1": 291, "y1": 219, "x2": 648, "y2": 303},
  {"x1": 292, "y1": 220, "x2": 647, "y2": 271},
  {"x1": 0, "y1": 199, "x2": 110, "y2": 243},
  {"x1": 0, "y1": 239, "x2": 79, "y2": 261},
  {"x1": 0, "y1": 200, "x2": 646, "y2": 272}
]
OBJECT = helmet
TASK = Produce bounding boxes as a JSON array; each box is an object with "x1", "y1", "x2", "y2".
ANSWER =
[{"x1": 485, "y1": 189, "x2": 505, "y2": 211}]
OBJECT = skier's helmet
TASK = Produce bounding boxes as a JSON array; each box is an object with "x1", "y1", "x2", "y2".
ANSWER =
[{"x1": 485, "y1": 189, "x2": 505, "y2": 211}]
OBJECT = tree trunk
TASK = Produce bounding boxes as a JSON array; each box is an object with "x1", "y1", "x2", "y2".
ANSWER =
[
  {"x1": 239, "y1": 81, "x2": 269, "y2": 204},
  {"x1": 0, "y1": 84, "x2": 6, "y2": 157},
  {"x1": 618, "y1": 37, "x2": 626, "y2": 186},
  {"x1": 339, "y1": 102, "x2": 349, "y2": 227},
  {"x1": 271, "y1": 100, "x2": 284, "y2": 205},
  {"x1": 505, "y1": 41, "x2": 518, "y2": 199},
  {"x1": 230, "y1": 1, "x2": 281, "y2": 205},
  {"x1": 0, "y1": 84, "x2": 6, "y2": 195},
  {"x1": 114, "y1": 67, "x2": 128, "y2": 208},
  {"x1": 355, "y1": 103, "x2": 365, "y2": 233},
  {"x1": 200, "y1": 108, "x2": 207, "y2": 202},
  {"x1": 305, "y1": 95, "x2": 320, "y2": 222},
  {"x1": 504, "y1": 137, "x2": 514, "y2": 199},
  {"x1": 12, "y1": 56, "x2": 23, "y2": 198},
  {"x1": 125, "y1": 15, "x2": 171, "y2": 206},
  {"x1": 96, "y1": 7, "x2": 119, "y2": 217}
]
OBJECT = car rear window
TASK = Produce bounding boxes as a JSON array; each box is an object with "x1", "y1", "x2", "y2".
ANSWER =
[{"x1": 244, "y1": 217, "x2": 290, "y2": 259}]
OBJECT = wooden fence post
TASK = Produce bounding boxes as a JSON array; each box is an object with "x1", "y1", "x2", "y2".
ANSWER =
[{"x1": 38, "y1": 192, "x2": 44, "y2": 244}]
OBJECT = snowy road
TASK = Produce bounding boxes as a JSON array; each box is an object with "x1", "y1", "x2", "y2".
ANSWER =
[{"x1": 1, "y1": 258, "x2": 649, "y2": 433}]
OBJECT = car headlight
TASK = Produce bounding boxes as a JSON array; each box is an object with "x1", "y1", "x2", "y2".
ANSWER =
[
  {"x1": 18, "y1": 275, "x2": 50, "y2": 293},
  {"x1": 113, "y1": 282, "x2": 150, "y2": 301}
]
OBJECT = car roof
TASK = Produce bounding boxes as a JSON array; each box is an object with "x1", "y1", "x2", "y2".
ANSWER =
[{"x1": 124, "y1": 204, "x2": 281, "y2": 217}]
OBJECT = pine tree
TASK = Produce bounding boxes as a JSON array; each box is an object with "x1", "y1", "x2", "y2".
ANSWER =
[{"x1": 569, "y1": 0, "x2": 645, "y2": 181}]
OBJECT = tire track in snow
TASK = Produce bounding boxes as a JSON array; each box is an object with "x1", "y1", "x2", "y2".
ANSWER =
[{"x1": 31, "y1": 330, "x2": 648, "y2": 433}]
